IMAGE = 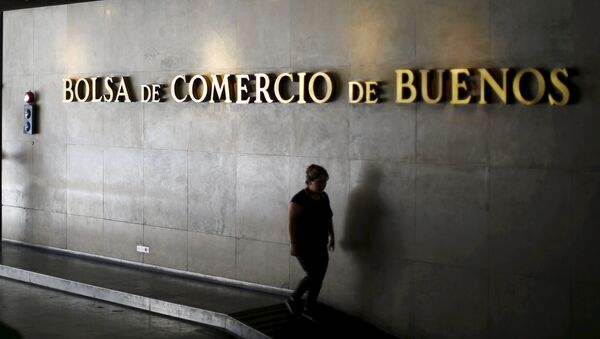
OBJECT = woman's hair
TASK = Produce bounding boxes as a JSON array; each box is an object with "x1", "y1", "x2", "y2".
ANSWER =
[{"x1": 305, "y1": 164, "x2": 329, "y2": 185}]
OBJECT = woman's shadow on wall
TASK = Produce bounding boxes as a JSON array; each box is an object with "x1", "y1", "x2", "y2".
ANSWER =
[{"x1": 340, "y1": 164, "x2": 393, "y2": 313}]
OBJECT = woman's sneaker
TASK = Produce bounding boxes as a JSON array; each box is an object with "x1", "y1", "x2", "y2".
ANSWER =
[
  {"x1": 284, "y1": 297, "x2": 301, "y2": 315},
  {"x1": 301, "y1": 305, "x2": 317, "y2": 322}
]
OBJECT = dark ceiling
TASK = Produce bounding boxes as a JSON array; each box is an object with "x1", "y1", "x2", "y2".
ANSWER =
[{"x1": 0, "y1": 0, "x2": 98, "y2": 11}]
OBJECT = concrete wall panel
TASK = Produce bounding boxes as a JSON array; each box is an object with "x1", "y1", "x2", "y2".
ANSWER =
[
  {"x1": 2, "y1": 9, "x2": 33, "y2": 76},
  {"x1": 67, "y1": 214, "x2": 104, "y2": 255},
  {"x1": 236, "y1": 0, "x2": 291, "y2": 69},
  {"x1": 564, "y1": 90, "x2": 600, "y2": 170},
  {"x1": 572, "y1": 282, "x2": 600, "y2": 339},
  {"x1": 143, "y1": 149, "x2": 187, "y2": 229},
  {"x1": 414, "y1": 263, "x2": 488, "y2": 339},
  {"x1": 1, "y1": 206, "x2": 32, "y2": 242},
  {"x1": 66, "y1": 1, "x2": 106, "y2": 74},
  {"x1": 31, "y1": 209, "x2": 67, "y2": 249},
  {"x1": 67, "y1": 145, "x2": 103, "y2": 218},
  {"x1": 417, "y1": 104, "x2": 489, "y2": 166},
  {"x1": 236, "y1": 155, "x2": 289, "y2": 243},
  {"x1": 143, "y1": 225, "x2": 188, "y2": 271},
  {"x1": 1, "y1": 141, "x2": 33, "y2": 208},
  {"x1": 291, "y1": 105, "x2": 349, "y2": 159},
  {"x1": 491, "y1": 0, "x2": 573, "y2": 65},
  {"x1": 143, "y1": 102, "x2": 191, "y2": 151},
  {"x1": 188, "y1": 152, "x2": 236, "y2": 236},
  {"x1": 104, "y1": 147, "x2": 143, "y2": 224},
  {"x1": 362, "y1": 260, "x2": 414, "y2": 338},
  {"x1": 188, "y1": 106, "x2": 236, "y2": 153},
  {"x1": 572, "y1": 0, "x2": 600, "y2": 155},
  {"x1": 104, "y1": 0, "x2": 144, "y2": 73},
  {"x1": 142, "y1": 0, "x2": 237, "y2": 72},
  {"x1": 416, "y1": 165, "x2": 488, "y2": 269},
  {"x1": 489, "y1": 274, "x2": 570, "y2": 339},
  {"x1": 490, "y1": 105, "x2": 571, "y2": 169},
  {"x1": 33, "y1": 5, "x2": 68, "y2": 75},
  {"x1": 489, "y1": 168, "x2": 571, "y2": 280},
  {"x1": 349, "y1": 102, "x2": 415, "y2": 162},
  {"x1": 235, "y1": 238, "x2": 289, "y2": 288},
  {"x1": 141, "y1": 0, "x2": 187, "y2": 72},
  {"x1": 571, "y1": 171, "x2": 600, "y2": 284},
  {"x1": 324, "y1": 254, "x2": 415, "y2": 338},
  {"x1": 188, "y1": 232, "x2": 236, "y2": 279},
  {"x1": 103, "y1": 103, "x2": 143, "y2": 148},
  {"x1": 237, "y1": 104, "x2": 292, "y2": 156},
  {"x1": 66, "y1": 103, "x2": 104, "y2": 145},
  {"x1": 347, "y1": 160, "x2": 415, "y2": 261},
  {"x1": 573, "y1": 0, "x2": 600, "y2": 64},
  {"x1": 32, "y1": 143, "x2": 66, "y2": 213},
  {"x1": 416, "y1": 0, "x2": 490, "y2": 67},
  {"x1": 350, "y1": 0, "x2": 415, "y2": 67},
  {"x1": 103, "y1": 220, "x2": 143, "y2": 263},
  {"x1": 291, "y1": 0, "x2": 350, "y2": 68}
]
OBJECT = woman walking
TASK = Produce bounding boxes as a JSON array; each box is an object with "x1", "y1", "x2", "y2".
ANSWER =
[{"x1": 285, "y1": 164, "x2": 335, "y2": 321}]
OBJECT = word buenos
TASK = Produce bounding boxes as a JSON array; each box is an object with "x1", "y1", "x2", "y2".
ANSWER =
[{"x1": 393, "y1": 67, "x2": 570, "y2": 106}]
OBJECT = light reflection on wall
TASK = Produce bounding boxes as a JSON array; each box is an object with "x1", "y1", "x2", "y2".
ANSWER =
[
  {"x1": 199, "y1": 33, "x2": 236, "y2": 69},
  {"x1": 66, "y1": 32, "x2": 89, "y2": 73},
  {"x1": 416, "y1": 2, "x2": 490, "y2": 66}
]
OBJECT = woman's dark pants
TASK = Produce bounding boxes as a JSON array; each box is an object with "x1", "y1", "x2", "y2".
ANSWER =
[{"x1": 292, "y1": 248, "x2": 329, "y2": 309}]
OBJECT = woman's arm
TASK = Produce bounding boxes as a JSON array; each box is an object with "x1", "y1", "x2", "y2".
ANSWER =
[
  {"x1": 288, "y1": 202, "x2": 302, "y2": 256},
  {"x1": 328, "y1": 220, "x2": 335, "y2": 251}
]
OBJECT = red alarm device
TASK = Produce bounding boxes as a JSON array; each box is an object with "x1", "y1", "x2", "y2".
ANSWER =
[{"x1": 24, "y1": 90, "x2": 35, "y2": 104}]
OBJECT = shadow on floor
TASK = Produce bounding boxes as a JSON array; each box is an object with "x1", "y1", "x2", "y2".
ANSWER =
[
  {"x1": 231, "y1": 302, "x2": 398, "y2": 338},
  {"x1": 0, "y1": 321, "x2": 22, "y2": 339}
]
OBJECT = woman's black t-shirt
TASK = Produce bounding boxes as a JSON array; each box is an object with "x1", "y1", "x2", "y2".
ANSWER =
[{"x1": 291, "y1": 189, "x2": 333, "y2": 252}]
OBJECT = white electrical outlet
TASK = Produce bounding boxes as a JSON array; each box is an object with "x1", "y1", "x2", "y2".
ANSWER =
[{"x1": 136, "y1": 245, "x2": 150, "y2": 254}]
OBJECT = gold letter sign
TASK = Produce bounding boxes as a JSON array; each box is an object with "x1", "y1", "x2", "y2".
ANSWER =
[{"x1": 61, "y1": 68, "x2": 572, "y2": 106}]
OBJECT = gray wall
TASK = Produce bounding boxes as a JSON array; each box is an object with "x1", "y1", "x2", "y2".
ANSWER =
[{"x1": 3, "y1": 0, "x2": 600, "y2": 338}]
